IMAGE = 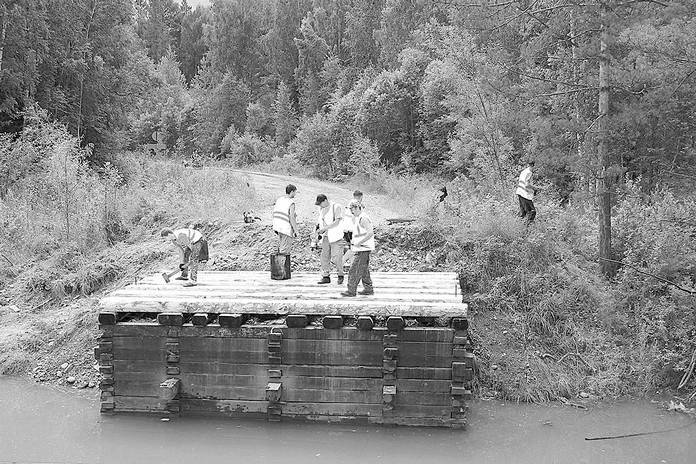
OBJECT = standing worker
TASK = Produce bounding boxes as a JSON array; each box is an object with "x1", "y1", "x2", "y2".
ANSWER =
[
  {"x1": 341, "y1": 190, "x2": 364, "y2": 272},
  {"x1": 516, "y1": 160, "x2": 539, "y2": 223},
  {"x1": 341, "y1": 200, "x2": 374, "y2": 297},
  {"x1": 315, "y1": 194, "x2": 345, "y2": 285},
  {"x1": 273, "y1": 184, "x2": 299, "y2": 254},
  {"x1": 160, "y1": 227, "x2": 209, "y2": 287}
]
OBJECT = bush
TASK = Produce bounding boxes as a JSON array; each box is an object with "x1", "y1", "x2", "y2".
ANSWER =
[{"x1": 221, "y1": 131, "x2": 278, "y2": 165}]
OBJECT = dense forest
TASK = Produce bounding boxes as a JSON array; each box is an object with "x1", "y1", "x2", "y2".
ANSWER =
[{"x1": 2, "y1": 0, "x2": 695, "y2": 184}]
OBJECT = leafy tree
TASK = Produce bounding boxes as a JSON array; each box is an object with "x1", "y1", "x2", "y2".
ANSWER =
[
  {"x1": 273, "y1": 81, "x2": 299, "y2": 146},
  {"x1": 345, "y1": 0, "x2": 383, "y2": 68}
]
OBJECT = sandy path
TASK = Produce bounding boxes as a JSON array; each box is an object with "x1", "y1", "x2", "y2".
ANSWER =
[{"x1": 234, "y1": 170, "x2": 400, "y2": 225}]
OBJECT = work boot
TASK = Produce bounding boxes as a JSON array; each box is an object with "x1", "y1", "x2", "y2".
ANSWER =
[
  {"x1": 340, "y1": 291, "x2": 356, "y2": 297},
  {"x1": 183, "y1": 281, "x2": 197, "y2": 287},
  {"x1": 358, "y1": 289, "x2": 374, "y2": 295},
  {"x1": 174, "y1": 275, "x2": 189, "y2": 281},
  {"x1": 337, "y1": 276, "x2": 344, "y2": 285},
  {"x1": 318, "y1": 276, "x2": 331, "y2": 284}
]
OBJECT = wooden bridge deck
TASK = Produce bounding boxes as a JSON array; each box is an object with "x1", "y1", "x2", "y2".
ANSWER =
[{"x1": 100, "y1": 271, "x2": 467, "y2": 318}]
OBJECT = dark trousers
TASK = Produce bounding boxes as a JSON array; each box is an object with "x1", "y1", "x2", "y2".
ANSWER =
[
  {"x1": 518, "y1": 195, "x2": 536, "y2": 222},
  {"x1": 346, "y1": 251, "x2": 373, "y2": 294}
]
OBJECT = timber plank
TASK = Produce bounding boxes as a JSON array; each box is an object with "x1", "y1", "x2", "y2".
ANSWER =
[
  {"x1": 114, "y1": 396, "x2": 165, "y2": 413},
  {"x1": 396, "y1": 392, "x2": 451, "y2": 406},
  {"x1": 282, "y1": 402, "x2": 382, "y2": 417},
  {"x1": 182, "y1": 385, "x2": 266, "y2": 401},
  {"x1": 396, "y1": 379, "x2": 452, "y2": 392},
  {"x1": 114, "y1": 372, "x2": 167, "y2": 397},
  {"x1": 180, "y1": 399, "x2": 268, "y2": 416},
  {"x1": 389, "y1": 404, "x2": 452, "y2": 418},
  {"x1": 101, "y1": 297, "x2": 467, "y2": 317},
  {"x1": 283, "y1": 389, "x2": 381, "y2": 404},
  {"x1": 395, "y1": 367, "x2": 452, "y2": 380},
  {"x1": 181, "y1": 373, "x2": 268, "y2": 389},
  {"x1": 281, "y1": 376, "x2": 382, "y2": 391}
]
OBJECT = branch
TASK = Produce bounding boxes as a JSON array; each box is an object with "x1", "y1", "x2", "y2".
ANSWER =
[
  {"x1": 598, "y1": 257, "x2": 696, "y2": 296},
  {"x1": 535, "y1": 87, "x2": 598, "y2": 97},
  {"x1": 669, "y1": 67, "x2": 696, "y2": 99},
  {"x1": 615, "y1": 0, "x2": 669, "y2": 7},
  {"x1": 501, "y1": 63, "x2": 589, "y2": 88},
  {"x1": 431, "y1": 0, "x2": 519, "y2": 9}
]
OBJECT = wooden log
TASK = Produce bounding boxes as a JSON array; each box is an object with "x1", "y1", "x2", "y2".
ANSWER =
[
  {"x1": 386, "y1": 316, "x2": 405, "y2": 332},
  {"x1": 322, "y1": 315, "x2": 343, "y2": 329},
  {"x1": 218, "y1": 314, "x2": 244, "y2": 328},
  {"x1": 357, "y1": 316, "x2": 374, "y2": 331},
  {"x1": 159, "y1": 378, "x2": 181, "y2": 400},
  {"x1": 451, "y1": 317, "x2": 468, "y2": 331},
  {"x1": 98, "y1": 312, "x2": 117, "y2": 325},
  {"x1": 192, "y1": 313, "x2": 212, "y2": 327},
  {"x1": 157, "y1": 312, "x2": 183, "y2": 326},
  {"x1": 452, "y1": 362, "x2": 474, "y2": 382},
  {"x1": 286, "y1": 314, "x2": 308, "y2": 328},
  {"x1": 265, "y1": 382, "x2": 282, "y2": 402}
]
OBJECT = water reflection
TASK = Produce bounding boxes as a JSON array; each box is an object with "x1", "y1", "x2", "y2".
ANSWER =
[{"x1": 1, "y1": 376, "x2": 694, "y2": 464}]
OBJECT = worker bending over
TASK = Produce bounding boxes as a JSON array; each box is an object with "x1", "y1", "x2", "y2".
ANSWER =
[{"x1": 161, "y1": 227, "x2": 208, "y2": 287}]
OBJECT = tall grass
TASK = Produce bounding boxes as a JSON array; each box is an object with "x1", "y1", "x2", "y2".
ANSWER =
[{"x1": 0, "y1": 113, "x2": 257, "y2": 297}]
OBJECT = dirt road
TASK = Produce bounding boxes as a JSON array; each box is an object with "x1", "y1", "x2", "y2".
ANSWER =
[{"x1": 233, "y1": 170, "x2": 400, "y2": 225}]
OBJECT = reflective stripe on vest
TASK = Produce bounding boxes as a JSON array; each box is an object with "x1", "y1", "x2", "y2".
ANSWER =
[
  {"x1": 273, "y1": 196, "x2": 294, "y2": 236},
  {"x1": 352, "y1": 213, "x2": 375, "y2": 251}
]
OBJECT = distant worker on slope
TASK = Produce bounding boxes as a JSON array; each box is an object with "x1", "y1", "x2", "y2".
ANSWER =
[
  {"x1": 273, "y1": 184, "x2": 299, "y2": 255},
  {"x1": 341, "y1": 199, "x2": 375, "y2": 297},
  {"x1": 160, "y1": 226, "x2": 209, "y2": 287},
  {"x1": 516, "y1": 160, "x2": 540, "y2": 223},
  {"x1": 315, "y1": 194, "x2": 345, "y2": 285}
]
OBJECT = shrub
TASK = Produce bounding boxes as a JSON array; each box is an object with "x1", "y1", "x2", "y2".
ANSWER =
[{"x1": 221, "y1": 131, "x2": 278, "y2": 166}]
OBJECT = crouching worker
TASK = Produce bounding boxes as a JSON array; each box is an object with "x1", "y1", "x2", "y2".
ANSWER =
[
  {"x1": 341, "y1": 200, "x2": 374, "y2": 297},
  {"x1": 161, "y1": 227, "x2": 209, "y2": 287}
]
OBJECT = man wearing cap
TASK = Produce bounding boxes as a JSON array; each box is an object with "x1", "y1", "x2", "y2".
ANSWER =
[
  {"x1": 273, "y1": 184, "x2": 298, "y2": 254},
  {"x1": 515, "y1": 160, "x2": 539, "y2": 223},
  {"x1": 315, "y1": 194, "x2": 345, "y2": 284},
  {"x1": 341, "y1": 190, "x2": 364, "y2": 271},
  {"x1": 341, "y1": 200, "x2": 374, "y2": 297}
]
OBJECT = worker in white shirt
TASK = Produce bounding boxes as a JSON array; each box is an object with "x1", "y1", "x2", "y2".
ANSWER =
[
  {"x1": 315, "y1": 194, "x2": 345, "y2": 284},
  {"x1": 160, "y1": 227, "x2": 208, "y2": 287},
  {"x1": 341, "y1": 190, "x2": 364, "y2": 271},
  {"x1": 515, "y1": 160, "x2": 539, "y2": 223}
]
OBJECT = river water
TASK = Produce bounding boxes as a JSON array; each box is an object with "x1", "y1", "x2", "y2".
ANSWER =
[{"x1": 1, "y1": 376, "x2": 694, "y2": 464}]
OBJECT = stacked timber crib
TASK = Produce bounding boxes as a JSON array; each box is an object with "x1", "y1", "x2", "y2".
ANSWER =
[{"x1": 95, "y1": 271, "x2": 474, "y2": 427}]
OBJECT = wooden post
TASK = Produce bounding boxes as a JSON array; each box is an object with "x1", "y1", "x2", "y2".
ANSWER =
[
  {"x1": 98, "y1": 326, "x2": 115, "y2": 413},
  {"x1": 267, "y1": 328, "x2": 283, "y2": 421},
  {"x1": 381, "y1": 330, "x2": 399, "y2": 422},
  {"x1": 165, "y1": 326, "x2": 181, "y2": 414}
]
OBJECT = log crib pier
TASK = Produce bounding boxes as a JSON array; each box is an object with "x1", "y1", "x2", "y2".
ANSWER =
[{"x1": 96, "y1": 271, "x2": 473, "y2": 427}]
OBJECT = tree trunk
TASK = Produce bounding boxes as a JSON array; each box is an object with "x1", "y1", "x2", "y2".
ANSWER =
[
  {"x1": 0, "y1": 7, "x2": 7, "y2": 73},
  {"x1": 597, "y1": 1, "x2": 614, "y2": 277}
]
